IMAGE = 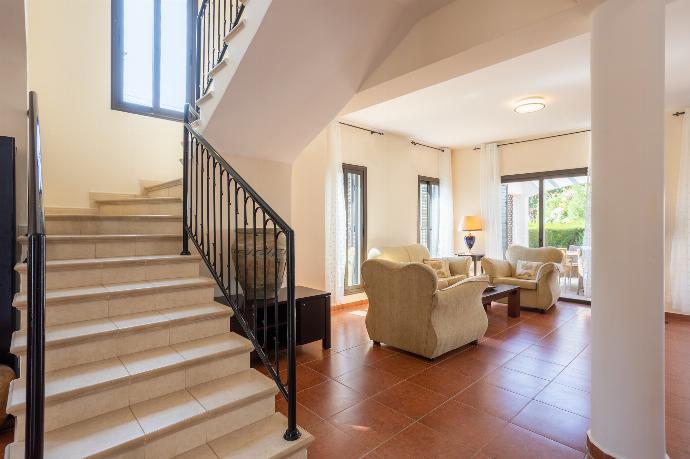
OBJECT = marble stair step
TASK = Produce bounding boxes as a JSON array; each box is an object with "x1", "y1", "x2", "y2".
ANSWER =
[
  {"x1": 5, "y1": 369, "x2": 278, "y2": 459},
  {"x1": 8, "y1": 333, "x2": 253, "y2": 439},
  {"x1": 144, "y1": 178, "x2": 182, "y2": 198},
  {"x1": 178, "y1": 413, "x2": 314, "y2": 459},
  {"x1": 11, "y1": 302, "x2": 231, "y2": 372},
  {"x1": 12, "y1": 276, "x2": 216, "y2": 327},
  {"x1": 18, "y1": 233, "x2": 183, "y2": 260},
  {"x1": 45, "y1": 214, "x2": 182, "y2": 235},
  {"x1": 94, "y1": 196, "x2": 182, "y2": 216},
  {"x1": 15, "y1": 254, "x2": 202, "y2": 293}
]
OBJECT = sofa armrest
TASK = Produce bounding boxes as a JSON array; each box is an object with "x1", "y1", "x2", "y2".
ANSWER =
[
  {"x1": 536, "y1": 262, "x2": 560, "y2": 281},
  {"x1": 481, "y1": 257, "x2": 511, "y2": 280},
  {"x1": 431, "y1": 278, "x2": 489, "y2": 348}
]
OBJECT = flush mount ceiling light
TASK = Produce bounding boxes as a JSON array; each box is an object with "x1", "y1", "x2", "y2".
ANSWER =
[{"x1": 514, "y1": 97, "x2": 546, "y2": 114}]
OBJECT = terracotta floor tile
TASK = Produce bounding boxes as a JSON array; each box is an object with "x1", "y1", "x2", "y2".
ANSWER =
[
  {"x1": 306, "y1": 353, "x2": 365, "y2": 379},
  {"x1": 298, "y1": 380, "x2": 365, "y2": 418},
  {"x1": 334, "y1": 366, "x2": 402, "y2": 397},
  {"x1": 420, "y1": 400, "x2": 506, "y2": 451},
  {"x1": 479, "y1": 423, "x2": 582, "y2": 459},
  {"x1": 337, "y1": 342, "x2": 396, "y2": 365},
  {"x1": 667, "y1": 416, "x2": 690, "y2": 459},
  {"x1": 535, "y1": 382, "x2": 590, "y2": 418},
  {"x1": 459, "y1": 345, "x2": 517, "y2": 366},
  {"x1": 329, "y1": 399, "x2": 413, "y2": 449},
  {"x1": 502, "y1": 355, "x2": 565, "y2": 380},
  {"x1": 455, "y1": 381, "x2": 531, "y2": 421},
  {"x1": 483, "y1": 367, "x2": 550, "y2": 398},
  {"x1": 307, "y1": 420, "x2": 370, "y2": 459},
  {"x1": 373, "y1": 381, "x2": 448, "y2": 419},
  {"x1": 408, "y1": 365, "x2": 476, "y2": 397},
  {"x1": 481, "y1": 336, "x2": 535, "y2": 354},
  {"x1": 519, "y1": 344, "x2": 582, "y2": 366},
  {"x1": 512, "y1": 400, "x2": 589, "y2": 452},
  {"x1": 667, "y1": 392, "x2": 690, "y2": 424},
  {"x1": 295, "y1": 340, "x2": 331, "y2": 364},
  {"x1": 372, "y1": 422, "x2": 477, "y2": 459},
  {"x1": 275, "y1": 399, "x2": 324, "y2": 430},
  {"x1": 279, "y1": 364, "x2": 329, "y2": 392},
  {"x1": 369, "y1": 353, "x2": 431, "y2": 379},
  {"x1": 437, "y1": 353, "x2": 500, "y2": 379},
  {"x1": 553, "y1": 366, "x2": 591, "y2": 393}
]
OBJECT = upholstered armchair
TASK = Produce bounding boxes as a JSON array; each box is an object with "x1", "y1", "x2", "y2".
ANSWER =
[
  {"x1": 361, "y1": 258, "x2": 488, "y2": 359},
  {"x1": 481, "y1": 245, "x2": 562, "y2": 311},
  {"x1": 367, "y1": 244, "x2": 472, "y2": 289}
]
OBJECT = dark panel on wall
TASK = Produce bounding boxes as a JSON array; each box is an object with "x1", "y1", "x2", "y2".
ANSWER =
[{"x1": 0, "y1": 136, "x2": 17, "y2": 368}]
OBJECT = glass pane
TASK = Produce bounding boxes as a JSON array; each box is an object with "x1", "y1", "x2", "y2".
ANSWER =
[
  {"x1": 122, "y1": 0, "x2": 154, "y2": 107},
  {"x1": 160, "y1": 0, "x2": 187, "y2": 112},
  {"x1": 501, "y1": 180, "x2": 540, "y2": 254},
  {"x1": 543, "y1": 176, "x2": 587, "y2": 249},
  {"x1": 345, "y1": 170, "x2": 364, "y2": 289}
]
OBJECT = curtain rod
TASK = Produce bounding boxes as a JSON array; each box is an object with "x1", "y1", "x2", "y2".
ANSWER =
[
  {"x1": 411, "y1": 140, "x2": 445, "y2": 152},
  {"x1": 339, "y1": 122, "x2": 384, "y2": 136},
  {"x1": 673, "y1": 111, "x2": 686, "y2": 116},
  {"x1": 472, "y1": 129, "x2": 591, "y2": 151}
]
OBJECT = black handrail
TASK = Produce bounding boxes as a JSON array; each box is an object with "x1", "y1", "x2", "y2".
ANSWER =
[
  {"x1": 26, "y1": 91, "x2": 46, "y2": 458},
  {"x1": 195, "y1": 0, "x2": 246, "y2": 106},
  {"x1": 181, "y1": 105, "x2": 300, "y2": 441}
]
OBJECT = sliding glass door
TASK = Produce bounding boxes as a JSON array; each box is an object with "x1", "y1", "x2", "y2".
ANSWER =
[{"x1": 501, "y1": 168, "x2": 590, "y2": 301}]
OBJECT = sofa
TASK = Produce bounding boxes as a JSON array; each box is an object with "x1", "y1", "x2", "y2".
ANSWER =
[
  {"x1": 481, "y1": 245, "x2": 562, "y2": 311},
  {"x1": 361, "y1": 247, "x2": 488, "y2": 359},
  {"x1": 367, "y1": 244, "x2": 472, "y2": 289}
]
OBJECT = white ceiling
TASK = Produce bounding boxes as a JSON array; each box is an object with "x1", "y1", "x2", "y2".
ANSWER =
[{"x1": 342, "y1": 0, "x2": 690, "y2": 149}]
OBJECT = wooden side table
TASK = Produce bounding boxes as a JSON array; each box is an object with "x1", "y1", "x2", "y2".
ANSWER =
[
  {"x1": 482, "y1": 284, "x2": 521, "y2": 318},
  {"x1": 456, "y1": 253, "x2": 485, "y2": 276}
]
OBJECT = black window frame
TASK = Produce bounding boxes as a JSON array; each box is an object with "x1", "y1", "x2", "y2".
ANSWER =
[
  {"x1": 111, "y1": 0, "x2": 191, "y2": 121},
  {"x1": 417, "y1": 175, "x2": 440, "y2": 253},
  {"x1": 501, "y1": 167, "x2": 589, "y2": 249},
  {"x1": 342, "y1": 164, "x2": 367, "y2": 295}
]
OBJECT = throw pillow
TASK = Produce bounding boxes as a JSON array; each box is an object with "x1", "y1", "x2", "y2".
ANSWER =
[
  {"x1": 423, "y1": 258, "x2": 451, "y2": 278},
  {"x1": 515, "y1": 260, "x2": 543, "y2": 280}
]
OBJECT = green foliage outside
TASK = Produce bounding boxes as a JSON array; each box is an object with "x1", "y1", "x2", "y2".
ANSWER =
[{"x1": 525, "y1": 182, "x2": 587, "y2": 248}]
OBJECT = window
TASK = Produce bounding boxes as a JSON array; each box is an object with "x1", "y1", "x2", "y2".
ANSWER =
[
  {"x1": 111, "y1": 0, "x2": 190, "y2": 120},
  {"x1": 418, "y1": 176, "x2": 440, "y2": 256},
  {"x1": 343, "y1": 164, "x2": 367, "y2": 294}
]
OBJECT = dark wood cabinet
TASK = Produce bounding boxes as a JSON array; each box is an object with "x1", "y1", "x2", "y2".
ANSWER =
[{"x1": 221, "y1": 286, "x2": 331, "y2": 350}]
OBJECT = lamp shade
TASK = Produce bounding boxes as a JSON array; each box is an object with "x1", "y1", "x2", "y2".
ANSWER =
[{"x1": 461, "y1": 215, "x2": 482, "y2": 231}]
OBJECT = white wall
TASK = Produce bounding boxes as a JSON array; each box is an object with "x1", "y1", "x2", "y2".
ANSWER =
[
  {"x1": 291, "y1": 125, "x2": 440, "y2": 301},
  {"x1": 26, "y1": 0, "x2": 182, "y2": 209},
  {"x1": 452, "y1": 131, "x2": 590, "y2": 254},
  {"x1": 1, "y1": 0, "x2": 28, "y2": 228}
]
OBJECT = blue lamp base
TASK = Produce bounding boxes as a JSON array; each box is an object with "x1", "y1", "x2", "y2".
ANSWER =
[{"x1": 464, "y1": 233, "x2": 476, "y2": 253}]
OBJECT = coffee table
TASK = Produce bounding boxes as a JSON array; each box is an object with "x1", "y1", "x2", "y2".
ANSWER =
[{"x1": 482, "y1": 284, "x2": 521, "y2": 318}]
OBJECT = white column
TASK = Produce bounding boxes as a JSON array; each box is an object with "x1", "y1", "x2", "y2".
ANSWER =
[{"x1": 589, "y1": 0, "x2": 666, "y2": 458}]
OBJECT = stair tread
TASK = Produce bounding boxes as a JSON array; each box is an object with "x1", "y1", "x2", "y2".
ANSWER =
[
  {"x1": 95, "y1": 196, "x2": 181, "y2": 204},
  {"x1": 8, "y1": 333, "x2": 252, "y2": 411},
  {"x1": 18, "y1": 233, "x2": 181, "y2": 243},
  {"x1": 207, "y1": 413, "x2": 314, "y2": 459},
  {"x1": 46, "y1": 214, "x2": 182, "y2": 220},
  {"x1": 6, "y1": 370, "x2": 276, "y2": 459},
  {"x1": 144, "y1": 178, "x2": 182, "y2": 193},
  {"x1": 11, "y1": 302, "x2": 230, "y2": 351},
  {"x1": 13, "y1": 276, "x2": 215, "y2": 306},
  {"x1": 15, "y1": 254, "x2": 201, "y2": 272}
]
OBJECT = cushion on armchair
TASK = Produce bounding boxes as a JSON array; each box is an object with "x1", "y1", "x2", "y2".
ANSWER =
[
  {"x1": 515, "y1": 260, "x2": 543, "y2": 279},
  {"x1": 423, "y1": 259, "x2": 451, "y2": 278}
]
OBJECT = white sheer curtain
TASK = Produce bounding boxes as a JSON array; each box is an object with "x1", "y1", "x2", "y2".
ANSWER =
[
  {"x1": 670, "y1": 109, "x2": 690, "y2": 313},
  {"x1": 480, "y1": 143, "x2": 503, "y2": 258},
  {"x1": 582, "y1": 133, "x2": 593, "y2": 298},
  {"x1": 437, "y1": 148, "x2": 455, "y2": 256},
  {"x1": 324, "y1": 122, "x2": 346, "y2": 305}
]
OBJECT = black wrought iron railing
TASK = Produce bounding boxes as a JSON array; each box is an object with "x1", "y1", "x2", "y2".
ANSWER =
[
  {"x1": 25, "y1": 91, "x2": 46, "y2": 458},
  {"x1": 195, "y1": 0, "x2": 246, "y2": 104},
  {"x1": 181, "y1": 105, "x2": 300, "y2": 441}
]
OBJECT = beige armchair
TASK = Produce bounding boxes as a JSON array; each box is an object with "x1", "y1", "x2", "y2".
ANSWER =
[
  {"x1": 481, "y1": 245, "x2": 562, "y2": 311},
  {"x1": 361, "y1": 258, "x2": 488, "y2": 359},
  {"x1": 367, "y1": 244, "x2": 472, "y2": 289}
]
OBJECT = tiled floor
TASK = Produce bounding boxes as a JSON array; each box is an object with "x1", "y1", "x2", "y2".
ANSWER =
[{"x1": 262, "y1": 302, "x2": 690, "y2": 459}]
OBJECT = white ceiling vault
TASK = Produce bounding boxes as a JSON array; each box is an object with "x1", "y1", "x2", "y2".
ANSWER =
[{"x1": 342, "y1": 0, "x2": 690, "y2": 149}]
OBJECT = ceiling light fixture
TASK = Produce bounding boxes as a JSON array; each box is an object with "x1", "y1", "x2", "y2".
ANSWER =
[{"x1": 514, "y1": 97, "x2": 546, "y2": 114}]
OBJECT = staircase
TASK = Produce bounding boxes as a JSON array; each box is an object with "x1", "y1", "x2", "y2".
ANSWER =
[{"x1": 5, "y1": 178, "x2": 313, "y2": 458}]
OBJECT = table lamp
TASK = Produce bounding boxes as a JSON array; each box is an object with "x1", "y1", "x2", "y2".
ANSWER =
[{"x1": 460, "y1": 216, "x2": 482, "y2": 253}]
